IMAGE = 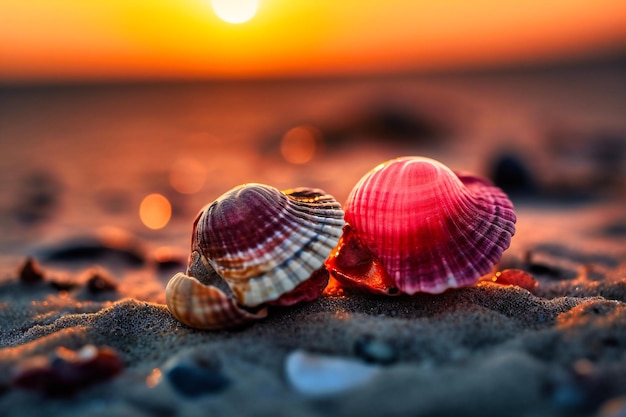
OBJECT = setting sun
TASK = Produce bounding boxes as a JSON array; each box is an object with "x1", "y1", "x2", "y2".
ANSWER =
[
  {"x1": 0, "y1": 0, "x2": 625, "y2": 82},
  {"x1": 211, "y1": 0, "x2": 259, "y2": 24}
]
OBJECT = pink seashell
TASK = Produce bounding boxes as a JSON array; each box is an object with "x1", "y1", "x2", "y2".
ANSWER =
[{"x1": 326, "y1": 156, "x2": 516, "y2": 295}]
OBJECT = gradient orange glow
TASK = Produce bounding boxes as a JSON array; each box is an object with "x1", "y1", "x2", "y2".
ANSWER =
[{"x1": 0, "y1": 0, "x2": 625, "y2": 82}]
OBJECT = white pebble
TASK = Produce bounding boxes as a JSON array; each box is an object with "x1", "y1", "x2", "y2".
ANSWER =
[{"x1": 285, "y1": 350, "x2": 380, "y2": 397}]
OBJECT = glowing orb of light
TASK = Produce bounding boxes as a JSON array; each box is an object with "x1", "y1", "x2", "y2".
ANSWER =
[
  {"x1": 169, "y1": 157, "x2": 207, "y2": 194},
  {"x1": 211, "y1": 0, "x2": 259, "y2": 24},
  {"x1": 280, "y1": 125, "x2": 321, "y2": 165},
  {"x1": 139, "y1": 194, "x2": 172, "y2": 230}
]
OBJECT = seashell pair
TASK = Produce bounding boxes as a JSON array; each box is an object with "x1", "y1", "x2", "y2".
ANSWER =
[
  {"x1": 325, "y1": 156, "x2": 516, "y2": 295},
  {"x1": 166, "y1": 183, "x2": 345, "y2": 330},
  {"x1": 166, "y1": 156, "x2": 517, "y2": 329}
]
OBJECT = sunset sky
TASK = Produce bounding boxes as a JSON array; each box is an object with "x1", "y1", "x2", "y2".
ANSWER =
[{"x1": 1, "y1": 0, "x2": 625, "y2": 83}]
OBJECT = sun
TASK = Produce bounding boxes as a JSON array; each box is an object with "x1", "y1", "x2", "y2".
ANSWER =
[{"x1": 211, "y1": 0, "x2": 259, "y2": 24}]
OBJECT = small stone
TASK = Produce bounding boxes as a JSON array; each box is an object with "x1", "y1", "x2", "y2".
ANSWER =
[
  {"x1": 18, "y1": 257, "x2": 45, "y2": 284},
  {"x1": 285, "y1": 350, "x2": 380, "y2": 397},
  {"x1": 488, "y1": 152, "x2": 538, "y2": 198},
  {"x1": 164, "y1": 361, "x2": 230, "y2": 398},
  {"x1": 354, "y1": 334, "x2": 398, "y2": 365},
  {"x1": 48, "y1": 278, "x2": 80, "y2": 292},
  {"x1": 40, "y1": 233, "x2": 145, "y2": 267},
  {"x1": 86, "y1": 269, "x2": 118, "y2": 293}
]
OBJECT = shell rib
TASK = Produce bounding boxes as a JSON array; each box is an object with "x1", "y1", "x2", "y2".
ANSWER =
[
  {"x1": 193, "y1": 184, "x2": 344, "y2": 307},
  {"x1": 329, "y1": 156, "x2": 516, "y2": 295},
  {"x1": 166, "y1": 272, "x2": 268, "y2": 330}
]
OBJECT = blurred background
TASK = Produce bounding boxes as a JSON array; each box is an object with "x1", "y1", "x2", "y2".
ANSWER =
[{"x1": 1, "y1": 0, "x2": 625, "y2": 276}]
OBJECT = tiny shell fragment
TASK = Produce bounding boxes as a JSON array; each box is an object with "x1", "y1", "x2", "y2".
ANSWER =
[{"x1": 482, "y1": 269, "x2": 538, "y2": 292}]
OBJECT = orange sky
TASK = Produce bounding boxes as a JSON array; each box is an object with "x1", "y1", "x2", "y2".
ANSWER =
[{"x1": 1, "y1": 0, "x2": 625, "y2": 82}]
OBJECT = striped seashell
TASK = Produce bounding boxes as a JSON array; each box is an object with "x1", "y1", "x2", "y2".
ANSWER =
[
  {"x1": 166, "y1": 183, "x2": 344, "y2": 329},
  {"x1": 326, "y1": 156, "x2": 516, "y2": 295},
  {"x1": 166, "y1": 272, "x2": 267, "y2": 330}
]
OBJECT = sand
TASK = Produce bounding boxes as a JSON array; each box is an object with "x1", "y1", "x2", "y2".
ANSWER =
[
  {"x1": 0, "y1": 199, "x2": 625, "y2": 417},
  {"x1": 1, "y1": 71, "x2": 626, "y2": 416}
]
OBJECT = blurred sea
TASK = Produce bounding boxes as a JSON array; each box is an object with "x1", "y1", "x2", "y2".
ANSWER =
[{"x1": 1, "y1": 67, "x2": 625, "y2": 276}]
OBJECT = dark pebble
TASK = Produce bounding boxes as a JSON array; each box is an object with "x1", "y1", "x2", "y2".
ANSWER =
[
  {"x1": 48, "y1": 279, "x2": 80, "y2": 292},
  {"x1": 86, "y1": 269, "x2": 118, "y2": 293},
  {"x1": 40, "y1": 237, "x2": 145, "y2": 267},
  {"x1": 527, "y1": 262, "x2": 565, "y2": 278},
  {"x1": 601, "y1": 219, "x2": 626, "y2": 238},
  {"x1": 155, "y1": 258, "x2": 186, "y2": 272},
  {"x1": 153, "y1": 248, "x2": 187, "y2": 272},
  {"x1": 354, "y1": 334, "x2": 398, "y2": 365},
  {"x1": 18, "y1": 257, "x2": 45, "y2": 284},
  {"x1": 165, "y1": 363, "x2": 230, "y2": 398},
  {"x1": 488, "y1": 152, "x2": 538, "y2": 198},
  {"x1": 348, "y1": 103, "x2": 449, "y2": 142}
]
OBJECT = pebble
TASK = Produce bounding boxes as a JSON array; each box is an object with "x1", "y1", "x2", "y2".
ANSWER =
[
  {"x1": 12, "y1": 345, "x2": 123, "y2": 397},
  {"x1": 85, "y1": 268, "x2": 118, "y2": 293},
  {"x1": 18, "y1": 257, "x2": 45, "y2": 284},
  {"x1": 601, "y1": 219, "x2": 626, "y2": 238},
  {"x1": 285, "y1": 350, "x2": 380, "y2": 397},
  {"x1": 39, "y1": 235, "x2": 145, "y2": 267},
  {"x1": 488, "y1": 152, "x2": 538, "y2": 198},
  {"x1": 163, "y1": 359, "x2": 230, "y2": 398}
]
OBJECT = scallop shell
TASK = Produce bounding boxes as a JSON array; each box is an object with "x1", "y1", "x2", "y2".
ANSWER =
[
  {"x1": 166, "y1": 183, "x2": 344, "y2": 329},
  {"x1": 166, "y1": 272, "x2": 267, "y2": 330},
  {"x1": 326, "y1": 156, "x2": 516, "y2": 295}
]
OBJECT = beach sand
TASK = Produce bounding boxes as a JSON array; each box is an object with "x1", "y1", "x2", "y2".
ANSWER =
[{"x1": 1, "y1": 70, "x2": 625, "y2": 416}]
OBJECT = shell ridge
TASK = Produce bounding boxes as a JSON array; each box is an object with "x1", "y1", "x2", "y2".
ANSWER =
[
  {"x1": 239, "y1": 227, "x2": 342, "y2": 306},
  {"x1": 214, "y1": 213, "x2": 341, "y2": 283},
  {"x1": 440, "y1": 191, "x2": 515, "y2": 281}
]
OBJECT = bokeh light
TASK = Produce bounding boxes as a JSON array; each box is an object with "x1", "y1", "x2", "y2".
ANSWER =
[
  {"x1": 210, "y1": 0, "x2": 259, "y2": 24},
  {"x1": 145, "y1": 368, "x2": 162, "y2": 388},
  {"x1": 169, "y1": 157, "x2": 207, "y2": 194},
  {"x1": 139, "y1": 194, "x2": 172, "y2": 230},
  {"x1": 280, "y1": 125, "x2": 321, "y2": 165}
]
